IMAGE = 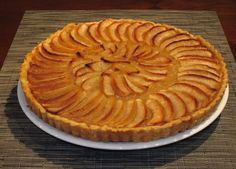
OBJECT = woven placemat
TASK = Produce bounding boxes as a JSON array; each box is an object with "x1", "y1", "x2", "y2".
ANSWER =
[{"x1": 0, "y1": 10, "x2": 236, "y2": 169}]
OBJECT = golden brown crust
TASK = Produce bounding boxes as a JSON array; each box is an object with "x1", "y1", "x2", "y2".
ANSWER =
[{"x1": 20, "y1": 19, "x2": 228, "y2": 142}]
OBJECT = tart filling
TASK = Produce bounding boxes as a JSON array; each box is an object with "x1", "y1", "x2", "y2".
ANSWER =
[{"x1": 20, "y1": 19, "x2": 228, "y2": 141}]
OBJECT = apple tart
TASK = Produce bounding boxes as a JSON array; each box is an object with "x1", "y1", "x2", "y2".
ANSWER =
[{"x1": 20, "y1": 19, "x2": 228, "y2": 142}]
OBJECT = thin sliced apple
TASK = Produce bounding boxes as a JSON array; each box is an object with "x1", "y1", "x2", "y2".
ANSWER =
[
  {"x1": 112, "y1": 74, "x2": 131, "y2": 96},
  {"x1": 166, "y1": 39, "x2": 200, "y2": 51},
  {"x1": 114, "y1": 63, "x2": 138, "y2": 73},
  {"x1": 180, "y1": 57, "x2": 219, "y2": 70},
  {"x1": 75, "y1": 72, "x2": 100, "y2": 86},
  {"x1": 82, "y1": 76, "x2": 100, "y2": 90},
  {"x1": 102, "y1": 75, "x2": 115, "y2": 96},
  {"x1": 88, "y1": 23, "x2": 102, "y2": 44},
  {"x1": 170, "y1": 46, "x2": 206, "y2": 56},
  {"x1": 44, "y1": 91, "x2": 78, "y2": 113},
  {"x1": 127, "y1": 99, "x2": 146, "y2": 127},
  {"x1": 127, "y1": 22, "x2": 142, "y2": 43},
  {"x1": 117, "y1": 22, "x2": 132, "y2": 41},
  {"x1": 59, "y1": 91, "x2": 87, "y2": 114},
  {"x1": 102, "y1": 99, "x2": 124, "y2": 126},
  {"x1": 143, "y1": 26, "x2": 167, "y2": 45},
  {"x1": 149, "y1": 93, "x2": 173, "y2": 122},
  {"x1": 178, "y1": 74, "x2": 219, "y2": 90},
  {"x1": 77, "y1": 92, "x2": 105, "y2": 117},
  {"x1": 42, "y1": 40, "x2": 74, "y2": 56},
  {"x1": 153, "y1": 29, "x2": 178, "y2": 47},
  {"x1": 146, "y1": 99, "x2": 164, "y2": 125},
  {"x1": 124, "y1": 74, "x2": 144, "y2": 93},
  {"x1": 176, "y1": 49, "x2": 212, "y2": 58},
  {"x1": 134, "y1": 23, "x2": 154, "y2": 42},
  {"x1": 170, "y1": 83, "x2": 208, "y2": 108},
  {"x1": 34, "y1": 84, "x2": 75, "y2": 101},
  {"x1": 98, "y1": 19, "x2": 114, "y2": 41},
  {"x1": 178, "y1": 69, "x2": 220, "y2": 82},
  {"x1": 113, "y1": 99, "x2": 135, "y2": 127},
  {"x1": 160, "y1": 91, "x2": 186, "y2": 119},
  {"x1": 159, "y1": 34, "x2": 190, "y2": 51},
  {"x1": 38, "y1": 45, "x2": 73, "y2": 62},
  {"x1": 107, "y1": 22, "x2": 121, "y2": 42},
  {"x1": 78, "y1": 23, "x2": 99, "y2": 45},
  {"x1": 127, "y1": 74, "x2": 152, "y2": 86},
  {"x1": 178, "y1": 64, "x2": 220, "y2": 77},
  {"x1": 89, "y1": 97, "x2": 115, "y2": 123}
]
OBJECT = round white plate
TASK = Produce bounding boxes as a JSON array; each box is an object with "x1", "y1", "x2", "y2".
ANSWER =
[{"x1": 17, "y1": 81, "x2": 229, "y2": 150}]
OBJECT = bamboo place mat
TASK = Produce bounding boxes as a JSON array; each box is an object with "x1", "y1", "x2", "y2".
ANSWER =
[{"x1": 0, "y1": 10, "x2": 236, "y2": 169}]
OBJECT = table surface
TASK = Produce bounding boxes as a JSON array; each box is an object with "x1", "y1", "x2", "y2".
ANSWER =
[
  {"x1": 0, "y1": 0, "x2": 236, "y2": 70},
  {"x1": 0, "y1": 10, "x2": 236, "y2": 169}
]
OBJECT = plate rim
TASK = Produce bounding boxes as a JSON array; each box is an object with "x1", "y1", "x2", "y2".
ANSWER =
[{"x1": 17, "y1": 81, "x2": 229, "y2": 150}]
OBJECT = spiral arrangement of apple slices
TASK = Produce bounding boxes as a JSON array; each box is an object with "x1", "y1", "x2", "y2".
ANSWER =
[{"x1": 25, "y1": 19, "x2": 224, "y2": 128}]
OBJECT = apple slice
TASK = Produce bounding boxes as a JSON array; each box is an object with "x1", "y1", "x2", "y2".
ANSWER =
[
  {"x1": 146, "y1": 99, "x2": 164, "y2": 125},
  {"x1": 159, "y1": 34, "x2": 190, "y2": 51},
  {"x1": 113, "y1": 99, "x2": 135, "y2": 127},
  {"x1": 160, "y1": 91, "x2": 186, "y2": 119},
  {"x1": 170, "y1": 90, "x2": 197, "y2": 114},
  {"x1": 112, "y1": 74, "x2": 131, "y2": 96},
  {"x1": 87, "y1": 96, "x2": 115, "y2": 124},
  {"x1": 170, "y1": 46, "x2": 206, "y2": 56},
  {"x1": 70, "y1": 26, "x2": 91, "y2": 47},
  {"x1": 178, "y1": 64, "x2": 220, "y2": 77},
  {"x1": 139, "y1": 56, "x2": 171, "y2": 66},
  {"x1": 117, "y1": 22, "x2": 132, "y2": 41},
  {"x1": 134, "y1": 23, "x2": 154, "y2": 42},
  {"x1": 125, "y1": 43, "x2": 139, "y2": 59},
  {"x1": 82, "y1": 76, "x2": 100, "y2": 90},
  {"x1": 42, "y1": 40, "x2": 74, "y2": 56},
  {"x1": 60, "y1": 28, "x2": 86, "y2": 50},
  {"x1": 178, "y1": 69, "x2": 220, "y2": 82},
  {"x1": 153, "y1": 29, "x2": 178, "y2": 47},
  {"x1": 127, "y1": 99, "x2": 146, "y2": 127},
  {"x1": 170, "y1": 83, "x2": 208, "y2": 109},
  {"x1": 143, "y1": 26, "x2": 167, "y2": 45},
  {"x1": 44, "y1": 91, "x2": 78, "y2": 113},
  {"x1": 138, "y1": 71, "x2": 166, "y2": 81},
  {"x1": 107, "y1": 21, "x2": 121, "y2": 42},
  {"x1": 124, "y1": 74, "x2": 145, "y2": 93},
  {"x1": 149, "y1": 93, "x2": 173, "y2": 122},
  {"x1": 98, "y1": 19, "x2": 114, "y2": 41},
  {"x1": 77, "y1": 23, "x2": 99, "y2": 45},
  {"x1": 127, "y1": 74, "x2": 152, "y2": 86},
  {"x1": 89, "y1": 61, "x2": 111, "y2": 72},
  {"x1": 175, "y1": 49, "x2": 212, "y2": 58},
  {"x1": 179, "y1": 57, "x2": 219, "y2": 70},
  {"x1": 51, "y1": 32, "x2": 76, "y2": 53},
  {"x1": 178, "y1": 80, "x2": 213, "y2": 97},
  {"x1": 59, "y1": 91, "x2": 87, "y2": 114},
  {"x1": 166, "y1": 39, "x2": 200, "y2": 51},
  {"x1": 34, "y1": 84, "x2": 75, "y2": 100},
  {"x1": 38, "y1": 45, "x2": 72, "y2": 62},
  {"x1": 114, "y1": 63, "x2": 138, "y2": 73},
  {"x1": 75, "y1": 67, "x2": 92, "y2": 77},
  {"x1": 76, "y1": 92, "x2": 105, "y2": 117},
  {"x1": 75, "y1": 72, "x2": 100, "y2": 86},
  {"x1": 102, "y1": 75, "x2": 115, "y2": 96},
  {"x1": 102, "y1": 99, "x2": 124, "y2": 126},
  {"x1": 88, "y1": 23, "x2": 102, "y2": 44},
  {"x1": 127, "y1": 22, "x2": 142, "y2": 43},
  {"x1": 178, "y1": 74, "x2": 219, "y2": 90}
]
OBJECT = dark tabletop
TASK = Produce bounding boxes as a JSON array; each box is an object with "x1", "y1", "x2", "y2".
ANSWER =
[{"x1": 0, "y1": 0, "x2": 236, "y2": 70}]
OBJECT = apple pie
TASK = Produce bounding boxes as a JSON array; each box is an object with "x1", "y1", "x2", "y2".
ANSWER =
[{"x1": 20, "y1": 19, "x2": 228, "y2": 141}]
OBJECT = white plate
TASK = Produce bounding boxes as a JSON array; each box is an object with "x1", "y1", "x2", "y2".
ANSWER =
[{"x1": 17, "y1": 81, "x2": 229, "y2": 150}]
